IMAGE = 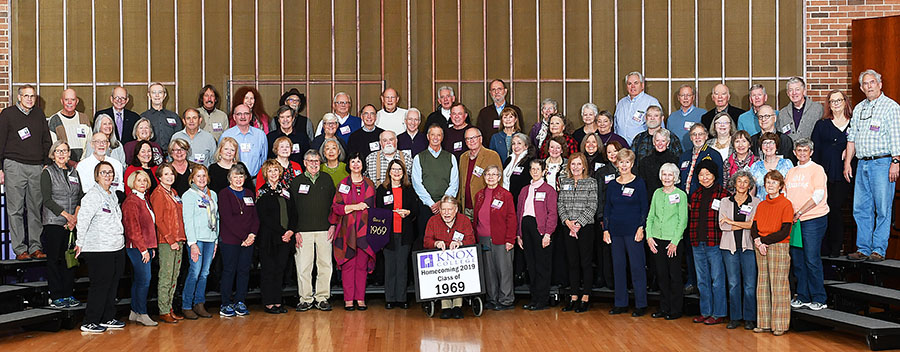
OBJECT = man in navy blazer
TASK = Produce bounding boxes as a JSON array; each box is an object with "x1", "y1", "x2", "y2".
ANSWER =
[{"x1": 95, "y1": 86, "x2": 141, "y2": 144}]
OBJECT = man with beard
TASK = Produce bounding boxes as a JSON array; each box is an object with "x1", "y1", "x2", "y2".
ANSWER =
[
  {"x1": 631, "y1": 106, "x2": 683, "y2": 161},
  {"x1": 476, "y1": 80, "x2": 522, "y2": 143},
  {"x1": 365, "y1": 130, "x2": 413, "y2": 185},
  {"x1": 197, "y1": 85, "x2": 229, "y2": 141}
]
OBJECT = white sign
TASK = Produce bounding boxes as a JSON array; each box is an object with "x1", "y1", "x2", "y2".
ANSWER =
[{"x1": 414, "y1": 246, "x2": 484, "y2": 301}]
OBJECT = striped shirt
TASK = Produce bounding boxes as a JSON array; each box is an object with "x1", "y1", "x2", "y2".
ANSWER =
[{"x1": 556, "y1": 176, "x2": 598, "y2": 226}]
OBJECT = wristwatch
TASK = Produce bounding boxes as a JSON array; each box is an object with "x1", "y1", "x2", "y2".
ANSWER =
[{"x1": 892, "y1": 158, "x2": 899, "y2": 164}]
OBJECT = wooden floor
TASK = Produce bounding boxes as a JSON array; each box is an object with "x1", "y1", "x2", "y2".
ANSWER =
[{"x1": 0, "y1": 298, "x2": 872, "y2": 351}]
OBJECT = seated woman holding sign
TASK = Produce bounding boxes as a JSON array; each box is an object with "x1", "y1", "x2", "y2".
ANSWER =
[
  {"x1": 375, "y1": 159, "x2": 418, "y2": 309},
  {"x1": 424, "y1": 196, "x2": 476, "y2": 319}
]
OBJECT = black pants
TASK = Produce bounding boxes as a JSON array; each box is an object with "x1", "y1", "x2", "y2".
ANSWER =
[
  {"x1": 823, "y1": 180, "x2": 851, "y2": 256},
  {"x1": 564, "y1": 224, "x2": 595, "y2": 296},
  {"x1": 652, "y1": 239, "x2": 683, "y2": 315},
  {"x1": 41, "y1": 225, "x2": 76, "y2": 300},
  {"x1": 594, "y1": 222, "x2": 614, "y2": 288},
  {"x1": 551, "y1": 221, "x2": 569, "y2": 287},
  {"x1": 220, "y1": 243, "x2": 253, "y2": 306},
  {"x1": 82, "y1": 249, "x2": 126, "y2": 324},
  {"x1": 259, "y1": 242, "x2": 292, "y2": 305},
  {"x1": 522, "y1": 216, "x2": 552, "y2": 307},
  {"x1": 384, "y1": 233, "x2": 411, "y2": 303}
]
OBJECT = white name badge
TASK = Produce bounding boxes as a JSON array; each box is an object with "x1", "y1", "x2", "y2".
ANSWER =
[
  {"x1": 681, "y1": 161, "x2": 690, "y2": 169},
  {"x1": 472, "y1": 166, "x2": 484, "y2": 177},
  {"x1": 604, "y1": 174, "x2": 615, "y2": 184},
  {"x1": 298, "y1": 184, "x2": 310, "y2": 194},
  {"x1": 512, "y1": 166, "x2": 524, "y2": 175},
  {"x1": 197, "y1": 199, "x2": 207, "y2": 208},
  {"x1": 453, "y1": 141, "x2": 463, "y2": 151},
  {"x1": 243, "y1": 196, "x2": 255, "y2": 206},
  {"x1": 212, "y1": 122, "x2": 223, "y2": 132},
  {"x1": 174, "y1": 195, "x2": 183, "y2": 204},
  {"x1": 622, "y1": 187, "x2": 635, "y2": 197},
  {"x1": 369, "y1": 141, "x2": 381, "y2": 152},
  {"x1": 17, "y1": 127, "x2": 31, "y2": 140},
  {"x1": 193, "y1": 153, "x2": 206, "y2": 164},
  {"x1": 711, "y1": 199, "x2": 721, "y2": 211},
  {"x1": 240, "y1": 143, "x2": 252, "y2": 153},
  {"x1": 338, "y1": 183, "x2": 351, "y2": 194},
  {"x1": 294, "y1": 169, "x2": 302, "y2": 176},
  {"x1": 340, "y1": 126, "x2": 351, "y2": 135},
  {"x1": 668, "y1": 193, "x2": 680, "y2": 204},
  {"x1": 739, "y1": 204, "x2": 753, "y2": 215},
  {"x1": 491, "y1": 199, "x2": 504, "y2": 209},
  {"x1": 452, "y1": 231, "x2": 465, "y2": 242},
  {"x1": 76, "y1": 127, "x2": 87, "y2": 138},
  {"x1": 870, "y1": 124, "x2": 880, "y2": 132},
  {"x1": 632, "y1": 110, "x2": 644, "y2": 123},
  {"x1": 292, "y1": 143, "x2": 301, "y2": 154},
  {"x1": 281, "y1": 189, "x2": 291, "y2": 199},
  {"x1": 166, "y1": 117, "x2": 177, "y2": 126},
  {"x1": 683, "y1": 121, "x2": 694, "y2": 131},
  {"x1": 594, "y1": 162, "x2": 604, "y2": 171},
  {"x1": 562, "y1": 184, "x2": 573, "y2": 191},
  {"x1": 68, "y1": 175, "x2": 80, "y2": 184},
  {"x1": 781, "y1": 124, "x2": 792, "y2": 134},
  {"x1": 111, "y1": 181, "x2": 120, "y2": 187},
  {"x1": 492, "y1": 119, "x2": 501, "y2": 129},
  {"x1": 534, "y1": 192, "x2": 546, "y2": 202},
  {"x1": 384, "y1": 194, "x2": 394, "y2": 205}
]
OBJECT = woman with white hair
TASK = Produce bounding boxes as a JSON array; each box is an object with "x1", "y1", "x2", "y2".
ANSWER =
[
  {"x1": 529, "y1": 98, "x2": 558, "y2": 148},
  {"x1": 646, "y1": 162, "x2": 688, "y2": 320},
  {"x1": 572, "y1": 103, "x2": 600, "y2": 144},
  {"x1": 311, "y1": 113, "x2": 349, "y2": 152}
]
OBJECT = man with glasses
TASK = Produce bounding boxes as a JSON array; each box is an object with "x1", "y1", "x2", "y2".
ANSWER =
[
  {"x1": 279, "y1": 88, "x2": 315, "y2": 141},
  {"x1": 701, "y1": 83, "x2": 746, "y2": 129},
  {"x1": 290, "y1": 150, "x2": 336, "y2": 312},
  {"x1": 844, "y1": 69, "x2": 900, "y2": 262},
  {"x1": 76, "y1": 132, "x2": 125, "y2": 196},
  {"x1": 365, "y1": 130, "x2": 412, "y2": 186},
  {"x1": 141, "y1": 82, "x2": 183, "y2": 152},
  {"x1": 346, "y1": 104, "x2": 385, "y2": 161},
  {"x1": 457, "y1": 127, "x2": 502, "y2": 218},
  {"x1": 220, "y1": 104, "x2": 267, "y2": 179},
  {"x1": 96, "y1": 86, "x2": 141, "y2": 144},
  {"x1": 0, "y1": 84, "x2": 52, "y2": 260},
  {"x1": 476, "y1": 79, "x2": 523, "y2": 143},
  {"x1": 749, "y1": 105, "x2": 795, "y2": 163},
  {"x1": 667, "y1": 84, "x2": 706, "y2": 153},
  {"x1": 615, "y1": 71, "x2": 662, "y2": 143},
  {"x1": 315, "y1": 92, "x2": 361, "y2": 143},
  {"x1": 375, "y1": 88, "x2": 408, "y2": 135},
  {"x1": 776, "y1": 77, "x2": 823, "y2": 140}
]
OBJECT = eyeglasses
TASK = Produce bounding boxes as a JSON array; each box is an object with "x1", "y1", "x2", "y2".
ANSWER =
[
  {"x1": 54, "y1": 149, "x2": 70, "y2": 154},
  {"x1": 99, "y1": 170, "x2": 114, "y2": 176},
  {"x1": 286, "y1": 97, "x2": 300, "y2": 103},
  {"x1": 465, "y1": 135, "x2": 482, "y2": 141},
  {"x1": 171, "y1": 148, "x2": 186, "y2": 153},
  {"x1": 758, "y1": 114, "x2": 775, "y2": 120},
  {"x1": 304, "y1": 159, "x2": 321, "y2": 164},
  {"x1": 334, "y1": 101, "x2": 351, "y2": 105},
  {"x1": 829, "y1": 98, "x2": 845, "y2": 104},
  {"x1": 112, "y1": 96, "x2": 127, "y2": 102},
  {"x1": 92, "y1": 140, "x2": 109, "y2": 145}
]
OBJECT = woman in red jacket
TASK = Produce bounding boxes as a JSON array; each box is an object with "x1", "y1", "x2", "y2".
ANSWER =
[
  {"x1": 473, "y1": 165, "x2": 517, "y2": 311},
  {"x1": 516, "y1": 159, "x2": 558, "y2": 311},
  {"x1": 425, "y1": 196, "x2": 476, "y2": 319},
  {"x1": 122, "y1": 170, "x2": 158, "y2": 327}
]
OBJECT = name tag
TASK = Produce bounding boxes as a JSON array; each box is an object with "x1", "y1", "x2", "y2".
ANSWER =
[
  {"x1": 668, "y1": 193, "x2": 680, "y2": 204},
  {"x1": 111, "y1": 181, "x2": 120, "y2": 187},
  {"x1": 680, "y1": 161, "x2": 689, "y2": 170},
  {"x1": 452, "y1": 231, "x2": 465, "y2": 242},
  {"x1": 212, "y1": 122, "x2": 223, "y2": 132},
  {"x1": 870, "y1": 124, "x2": 881, "y2": 132},
  {"x1": 76, "y1": 127, "x2": 87, "y2": 138},
  {"x1": 781, "y1": 124, "x2": 792, "y2": 134},
  {"x1": 369, "y1": 141, "x2": 381, "y2": 152},
  {"x1": 292, "y1": 143, "x2": 301, "y2": 154},
  {"x1": 683, "y1": 121, "x2": 694, "y2": 131},
  {"x1": 243, "y1": 196, "x2": 255, "y2": 206},
  {"x1": 338, "y1": 183, "x2": 351, "y2": 194},
  {"x1": 472, "y1": 166, "x2": 484, "y2": 177},
  {"x1": 166, "y1": 117, "x2": 177, "y2": 126},
  {"x1": 298, "y1": 184, "x2": 310, "y2": 194},
  {"x1": 739, "y1": 204, "x2": 753, "y2": 215},
  {"x1": 281, "y1": 189, "x2": 291, "y2": 199},
  {"x1": 594, "y1": 162, "x2": 604, "y2": 171},
  {"x1": 340, "y1": 126, "x2": 351, "y2": 135},
  {"x1": 198, "y1": 199, "x2": 207, "y2": 208},
  {"x1": 492, "y1": 119, "x2": 501, "y2": 129},
  {"x1": 173, "y1": 195, "x2": 183, "y2": 204},
  {"x1": 17, "y1": 127, "x2": 31, "y2": 140},
  {"x1": 384, "y1": 195, "x2": 394, "y2": 205},
  {"x1": 240, "y1": 143, "x2": 252, "y2": 153},
  {"x1": 604, "y1": 174, "x2": 615, "y2": 184},
  {"x1": 102, "y1": 207, "x2": 112, "y2": 213},
  {"x1": 491, "y1": 199, "x2": 504, "y2": 209},
  {"x1": 193, "y1": 153, "x2": 206, "y2": 164},
  {"x1": 294, "y1": 169, "x2": 302, "y2": 176},
  {"x1": 68, "y1": 175, "x2": 80, "y2": 184},
  {"x1": 535, "y1": 192, "x2": 546, "y2": 202},
  {"x1": 453, "y1": 141, "x2": 463, "y2": 151},
  {"x1": 512, "y1": 166, "x2": 523, "y2": 175},
  {"x1": 562, "y1": 184, "x2": 573, "y2": 191},
  {"x1": 632, "y1": 110, "x2": 644, "y2": 123},
  {"x1": 711, "y1": 199, "x2": 721, "y2": 211},
  {"x1": 622, "y1": 187, "x2": 634, "y2": 197}
]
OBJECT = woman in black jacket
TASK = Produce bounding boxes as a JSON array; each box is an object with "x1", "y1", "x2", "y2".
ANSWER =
[
  {"x1": 256, "y1": 159, "x2": 297, "y2": 314},
  {"x1": 375, "y1": 159, "x2": 418, "y2": 309},
  {"x1": 592, "y1": 140, "x2": 624, "y2": 289}
]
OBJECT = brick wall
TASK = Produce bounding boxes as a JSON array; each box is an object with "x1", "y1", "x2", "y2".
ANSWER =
[
  {"x1": 0, "y1": 0, "x2": 9, "y2": 108},
  {"x1": 806, "y1": 0, "x2": 900, "y2": 102}
]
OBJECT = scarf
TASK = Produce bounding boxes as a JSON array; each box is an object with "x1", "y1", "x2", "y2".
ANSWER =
[{"x1": 190, "y1": 184, "x2": 218, "y2": 231}]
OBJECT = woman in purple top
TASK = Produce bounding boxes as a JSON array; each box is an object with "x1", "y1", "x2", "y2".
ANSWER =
[
  {"x1": 215, "y1": 163, "x2": 259, "y2": 317},
  {"x1": 596, "y1": 110, "x2": 630, "y2": 149}
]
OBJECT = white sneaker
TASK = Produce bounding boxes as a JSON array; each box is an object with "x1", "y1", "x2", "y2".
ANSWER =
[
  {"x1": 807, "y1": 302, "x2": 827, "y2": 311},
  {"x1": 790, "y1": 299, "x2": 808, "y2": 309}
]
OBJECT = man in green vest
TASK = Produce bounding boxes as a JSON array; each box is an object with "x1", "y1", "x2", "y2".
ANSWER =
[{"x1": 412, "y1": 124, "x2": 459, "y2": 250}]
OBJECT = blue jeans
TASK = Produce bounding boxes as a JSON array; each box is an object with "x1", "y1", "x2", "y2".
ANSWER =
[
  {"x1": 220, "y1": 243, "x2": 253, "y2": 306},
  {"x1": 182, "y1": 241, "x2": 216, "y2": 310},
  {"x1": 693, "y1": 243, "x2": 726, "y2": 318},
  {"x1": 125, "y1": 248, "x2": 153, "y2": 314},
  {"x1": 722, "y1": 249, "x2": 757, "y2": 321},
  {"x1": 853, "y1": 157, "x2": 894, "y2": 256},
  {"x1": 792, "y1": 216, "x2": 828, "y2": 304}
]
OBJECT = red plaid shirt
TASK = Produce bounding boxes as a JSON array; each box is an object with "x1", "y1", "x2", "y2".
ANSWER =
[{"x1": 688, "y1": 183, "x2": 729, "y2": 247}]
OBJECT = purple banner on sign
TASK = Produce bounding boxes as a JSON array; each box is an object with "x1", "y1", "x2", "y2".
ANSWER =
[{"x1": 367, "y1": 207, "x2": 393, "y2": 253}]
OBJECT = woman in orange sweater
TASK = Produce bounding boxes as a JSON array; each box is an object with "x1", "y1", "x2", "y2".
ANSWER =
[
  {"x1": 750, "y1": 170, "x2": 794, "y2": 336},
  {"x1": 150, "y1": 163, "x2": 188, "y2": 322}
]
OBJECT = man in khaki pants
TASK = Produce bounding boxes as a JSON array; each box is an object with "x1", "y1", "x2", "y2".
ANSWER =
[{"x1": 289, "y1": 150, "x2": 337, "y2": 311}]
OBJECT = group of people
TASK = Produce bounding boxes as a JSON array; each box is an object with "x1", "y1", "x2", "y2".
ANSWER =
[{"x1": 0, "y1": 68, "x2": 897, "y2": 335}]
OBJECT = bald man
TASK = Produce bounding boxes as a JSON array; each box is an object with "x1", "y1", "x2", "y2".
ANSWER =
[
  {"x1": 700, "y1": 83, "x2": 745, "y2": 130},
  {"x1": 376, "y1": 88, "x2": 409, "y2": 135},
  {"x1": 95, "y1": 86, "x2": 142, "y2": 144},
  {"x1": 49, "y1": 89, "x2": 94, "y2": 161}
]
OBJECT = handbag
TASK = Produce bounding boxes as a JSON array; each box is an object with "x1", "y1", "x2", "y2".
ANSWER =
[
  {"x1": 789, "y1": 221, "x2": 802, "y2": 248},
  {"x1": 65, "y1": 230, "x2": 80, "y2": 268}
]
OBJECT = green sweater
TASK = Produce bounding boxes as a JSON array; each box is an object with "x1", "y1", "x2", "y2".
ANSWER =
[
  {"x1": 646, "y1": 187, "x2": 688, "y2": 246},
  {"x1": 321, "y1": 162, "x2": 349, "y2": 188}
]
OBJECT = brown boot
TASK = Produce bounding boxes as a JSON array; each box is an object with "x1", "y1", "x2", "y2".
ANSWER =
[
  {"x1": 193, "y1": 304, "x2": 212, "y2": 318},
  {"x1": 171, "y1": 309, "x2": 184, "y2": 320},
  {"x1": 158, "y1": 313, "x2": 178, "y2": 324},
  {"x1": 182, "y1": 309, "x2": 199, "y2": 320}
]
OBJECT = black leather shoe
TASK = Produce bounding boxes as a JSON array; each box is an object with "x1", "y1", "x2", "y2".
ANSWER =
[
  {"x1": 665, "y1": 313, "x2": 683, "y2": 320},
  {"x1": 385, "y1": 302, "x2": 395, "y2": 310},
  {"x1": 264, "y1": 306, "x2": 280, "y2": 314},
  {"x1": 744, "y1": 320, "x2": 756, "y2": 330},
  {"x1": 495, "y1": 303, "x2": 514, "y2": 311},
  {"x1": 344, "y1": 303, "x2": 355, "y2": 311},
  {"x1": 399, "y1": 302, "x2": 409, "y2": 309},
  {"x1": 277, "y1": 306, "x2": 288, "y2": 314},
  {"x1": 609, "y1": 306, "x2": 628, "y2": 315},
  {"x1": 356, "y1": 303, "x2": 368, "y2": 311},
  {"x1": 651, "y1": 311, "x2": 667, "y2": 318},
  {"x1": 727, "y1": 320, "x2": 742, "y2": 329},
  {"x1": 561, "y1": 299, "x2": 576, "y2": 312},
  {"x1": 440, "y1": 308, "x2": 452, "y2": 319},
  {"x1": 631, "y1": 307, "x2": 646, "y2": 317},
  {"x1": 452, "y1": 307, "x2": 464, "y2": 319},
  {"x1": 574, "y1": 301, "x2": 589, "y2": 313}
]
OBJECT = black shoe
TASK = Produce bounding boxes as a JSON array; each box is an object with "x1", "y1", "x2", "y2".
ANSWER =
[
  {"x1": 574, "y1": 301, "x2": 589, "y2": 313},
  {"x1": 683, "y1": 284, "x2": 697, "y2": 295},
  {"x1": 561, "y1": 299, "x2": 577, "y2": 312},
  {"x1": 484, "y1": 302, "x2": 498, "y2": 311},
  {"x1": 315, "y1": 300, "x2": 333, "y2": 311},
  {"x1": 356, "y1": 303, "x2": 368, "y2": 311},
  {"x1": 440, "y1": 308, "x2": 453, "y2": 319},
  {"x1": 399, "y1": 302, "x2": 409, "y2": 309},
  {"x1": 344, "y1": 303, "x2": 355, "y2": 311},
  {"x1": 277, "y1": 306, "x2": 288, "y2": 314},
  {"x1": 651, "y1": 311, "x2": 667, "y2": 318},
  {"x1": 631, "y1": 307, "x2": 646, "y2": 317},
  {"x1": 385, "y1": 302, "x2": 395, "y2": 310},
  {"x1": 452, "y1": 307, "x2": 464, "y2": 319},
  {"x1": 264, "y1": 306, "x2": 280, "y2": 314},
  {"x1": 495, "y1": 303, "x2": 514, "y2": 311},
  {"x1": 665, "y1": 313, "x2": 683, "y2": 320},
  {"x1": 609, "y1": 306, "x2": 628, "y2": 315},
  {"x1": 726, "y1": 320, "x2": 742, "y2": 329},
  {"x1": 296, "y1": 302, "x2": 313, "y2": 312},
  {"x1": 744, "y1": 320, "x2": 756, "y2": 330}
]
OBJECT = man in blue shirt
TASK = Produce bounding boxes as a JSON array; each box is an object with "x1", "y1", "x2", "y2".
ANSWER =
[
  {"x1": 615, "y1": 71, "x2": 661, "y2": 143},
  {"x1": 315, "y1": 92, "x2": 361, "y2": 143},
  {"x1": 411, "y1": 124, "x2": 459, "y2": 249},
  {"x1": 736, "y1": 84, "x2": 769, "y2": 135},
  {"x1": 220, "y1": 104, "x2": 267, "y2": 179},
  {"x1": 667, "y1": 84, "x2": 706, "y2": 153}
]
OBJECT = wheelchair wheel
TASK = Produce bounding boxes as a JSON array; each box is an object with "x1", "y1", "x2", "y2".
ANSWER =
[
  {"x1": 424, "y1": 301, "x2": 435, "y2": 318},
  {"x1": 472, "y1": 296, "x2": 484, "y2": 317}
]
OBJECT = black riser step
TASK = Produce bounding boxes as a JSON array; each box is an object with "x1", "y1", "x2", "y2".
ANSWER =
[
  {"x1": 792, "y1": 308, "x2": 900, "y2": 351},
  {"x1": 0, "y1": 308, "x2": 63, "y2": 332}
]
